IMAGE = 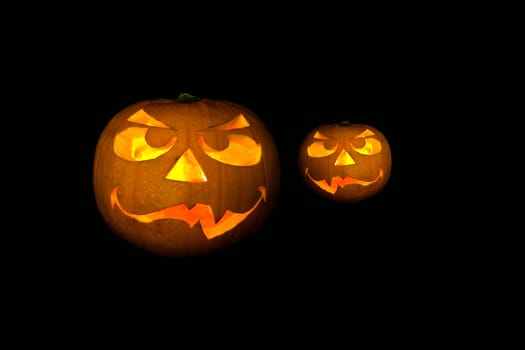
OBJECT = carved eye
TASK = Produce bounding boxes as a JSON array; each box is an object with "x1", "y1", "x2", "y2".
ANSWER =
[
  {"x1": 307, "y1": 131, "x2": 338, "y2": 158},
  {"x1": 350, "y1": 137, "x2": 382, "y2": 155},
  {"x1": 198, "y1": 134, "x2": 261, "y2": 166},
  {"x1": 113, "y1": 126, "x2": 177, "y2": 161}
]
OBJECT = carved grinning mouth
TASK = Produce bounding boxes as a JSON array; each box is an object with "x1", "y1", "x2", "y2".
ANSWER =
[
  {"x1": 305, "y1": 168, "x2": 383, "y2": 194},
  {"x1": 110, "y1": 185, "x2": 266, "y2": 240}
]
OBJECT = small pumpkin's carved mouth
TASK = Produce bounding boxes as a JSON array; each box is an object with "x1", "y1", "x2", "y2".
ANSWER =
[
  {"x1": 305, "y1": 168, "x2": 383, "y2": 194},
  {"x1": 110, "y1": 186, "x2": 266, "y2": 239}
]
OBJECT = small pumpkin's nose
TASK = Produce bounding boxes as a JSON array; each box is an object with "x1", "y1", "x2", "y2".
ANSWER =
[
  {"x1": 165, "y1": 149, "x2": 207, "y2": 182},
  {"x1": 334, "y1": 148, "x2": 355, "y2": 166}
]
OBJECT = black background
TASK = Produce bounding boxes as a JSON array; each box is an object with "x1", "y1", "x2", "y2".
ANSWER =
[
  {"x1": 65, "y1": 43, "x2": 446, "y2": 291},
  {"x1": 16, "y1": 6, "x2": 503, "y2": 334},
  {"x1": 6, "y1": 5, "x2": 518, "y2": 345},
  {"x1": 45, "y1": 26, "x2": 449, "y2": 278}
]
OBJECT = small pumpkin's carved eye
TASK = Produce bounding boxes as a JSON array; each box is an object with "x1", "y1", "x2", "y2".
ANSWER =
[
  {"x1": 350, "y1": 137, "x2": 382, "y2": 155},
  {"x1": 349, "y1": 129, "x2": 382, "y2": 155},
  {"x1": 307, "y1": 131, "x2": 338, "y2": 158}
]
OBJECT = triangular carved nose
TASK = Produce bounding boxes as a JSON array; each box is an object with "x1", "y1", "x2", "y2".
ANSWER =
[
  {"x1": 165, "y1": 149, "x2": 207, "y2": 182},
  {"x1": 334, "y1": 149, "x2": 355, "y2": 166}
]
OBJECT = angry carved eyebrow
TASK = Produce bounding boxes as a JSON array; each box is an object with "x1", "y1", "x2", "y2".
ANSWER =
[
  {"x1": 354, "y1": 129, "x2": 375, "y2": 138},
  {"x1": 312, "y1": 131, "x2": 332, "y2": 140},
  {"x1": 208, "y1": 114, "x2": 251, "y2": 131},
  {"x1": 127, "y1": 109, "x2": 171, "y2": 129},
  {"x1": 314, "y1": 128, "x2": 377, "y2": 140},
  {"x1": 125, "y1": 110, "x2": 254, "y2": 132}
]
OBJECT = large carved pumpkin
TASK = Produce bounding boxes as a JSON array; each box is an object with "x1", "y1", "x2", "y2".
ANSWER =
[
  {"x1": 298, "y1": 121, "x2": 391, "y2": 203},
  {"x1": 93, "y1": 93, "x2": 280, "y2": 257}
]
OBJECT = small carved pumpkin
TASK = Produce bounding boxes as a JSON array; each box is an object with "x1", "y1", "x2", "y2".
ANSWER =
[
  {"x1": 93, "y1": 93, "x2": 280, "y2": 257},
  {"x1": 298, "y1": 121, "x2": 391, "y2": 203}
]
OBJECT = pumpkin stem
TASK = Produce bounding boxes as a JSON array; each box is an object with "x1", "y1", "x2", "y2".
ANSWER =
[
  {"x1": 340, "y1": 120, "x2": 351, "y2": 126},
  {"x1": 177, "y1": 93, "x2": 201, "y2": 103}
]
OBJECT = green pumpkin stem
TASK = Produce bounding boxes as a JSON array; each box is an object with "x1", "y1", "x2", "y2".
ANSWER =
[
  {"x1": 177, "y1": 93, "x2": 201, "y2": 103},
  {"x1": 340, "y1": 120, "x2": 351, "y2": 126}
]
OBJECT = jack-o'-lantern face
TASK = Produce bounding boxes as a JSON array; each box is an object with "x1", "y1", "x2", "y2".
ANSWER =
[
  {"x1": 93, "y1": 94, "x2": 280, "y2": 257},
  {"x1": 298, "y1": 122, "x2": 391, "y2": 203}
]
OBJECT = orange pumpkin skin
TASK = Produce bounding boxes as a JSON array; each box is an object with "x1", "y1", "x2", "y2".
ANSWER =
[
  {"x1": 93, "y1": 95, "x2": 280, "y2": 257},
  {"x1": 298, "y1": 122, "x2": 391, "y2": 203}
]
